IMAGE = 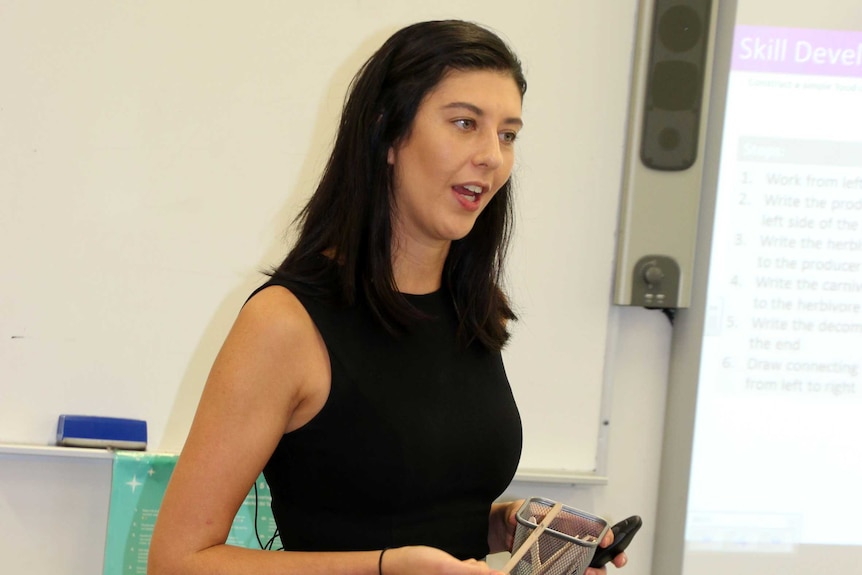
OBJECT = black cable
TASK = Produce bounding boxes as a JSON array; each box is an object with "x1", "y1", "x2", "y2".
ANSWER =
[
  {"x1": 266, "y1": 529, "x2": 282, "y2": 550},
  {"x1": 645, "y1": 306, "x2": 677, "y2": 325},
  {"x1": 253, "y1": 481, "x2": 265, "y2": 550},
  {"x1": 661, "y1": 307, "x2": 676, "y2": 325},
  {"x1": 253, "y1": 479, "x2": 282, "y2": 550}
]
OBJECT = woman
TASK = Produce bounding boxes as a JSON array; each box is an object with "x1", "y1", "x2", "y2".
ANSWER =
[{"x1": 149, "y1": 20, "x2": 625, "y2": 575}]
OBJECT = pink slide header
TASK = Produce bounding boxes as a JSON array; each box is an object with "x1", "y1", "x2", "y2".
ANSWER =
[{"x1": 732, "y1": 25, "x2": 862, "y2": 78}]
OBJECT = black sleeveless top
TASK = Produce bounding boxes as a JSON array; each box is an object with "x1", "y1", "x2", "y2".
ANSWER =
[{"x1": 255, "y1": 270, "x2": 522, "y2": 560}]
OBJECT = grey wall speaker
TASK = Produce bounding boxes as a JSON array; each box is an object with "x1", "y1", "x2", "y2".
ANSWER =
[{"x1": 614, "y1": 0, "x2": 719, "y2": 308}]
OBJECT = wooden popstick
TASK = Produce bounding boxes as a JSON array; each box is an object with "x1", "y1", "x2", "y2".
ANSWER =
[{"x1": 503, "y1": 502, "x2": 564, "y2": 574}]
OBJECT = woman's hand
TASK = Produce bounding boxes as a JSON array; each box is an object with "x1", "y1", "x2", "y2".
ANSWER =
[
  {"x1": 487, "y1": 501, "x2": 629, "y2": 574},
  {"x1": 381, "y1": 546, "x2": 505, "y2": 575},
  {"x1": 584, "y1": 528, "x2": 628, "y2": 575},
  {"x1": 488, "y1": 499, "x2": 524, "y2": 554}
]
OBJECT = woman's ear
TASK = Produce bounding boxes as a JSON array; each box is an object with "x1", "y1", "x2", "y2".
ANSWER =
[{"x1": 387, "y1": 146, "x2": 396, "y2": 165}]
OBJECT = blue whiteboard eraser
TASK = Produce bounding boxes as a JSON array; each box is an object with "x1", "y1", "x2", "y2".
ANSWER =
[{"x1": 56, "y1": 415, "x2": 147, "y2": 450}]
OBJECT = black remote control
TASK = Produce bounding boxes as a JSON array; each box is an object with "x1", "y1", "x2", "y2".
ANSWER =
[{"x1": 589, "y1": 515, "x2": 642, "y2": 568}]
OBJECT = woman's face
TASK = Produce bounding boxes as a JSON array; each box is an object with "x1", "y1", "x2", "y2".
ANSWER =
[{"x1": 388, "y1": 69, "x2": 523, "y2": 250}]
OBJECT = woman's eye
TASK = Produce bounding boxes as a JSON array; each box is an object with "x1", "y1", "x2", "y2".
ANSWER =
[
  {"x1": 454, "y1": 118, "x2": 476, "y2": 130},
  {"x1": 499, "y1": 131, "x2": 518, "y2": 144}
]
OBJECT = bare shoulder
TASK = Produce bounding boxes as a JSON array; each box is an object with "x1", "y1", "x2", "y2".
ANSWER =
[
  {"x1": 224, "y1": 283, "x2": 327, "y2": 383},
  {"x1": 219, "y1": 284, "x2": 330, "y2": 432},
  {"x1": 238, "y1": 284, "x2": 314, "y2": 338}
]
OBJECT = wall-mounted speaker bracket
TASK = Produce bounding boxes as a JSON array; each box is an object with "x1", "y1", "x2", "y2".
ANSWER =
[{"x1": 613, "y1": 0, "x2": 720, "y2": 309}]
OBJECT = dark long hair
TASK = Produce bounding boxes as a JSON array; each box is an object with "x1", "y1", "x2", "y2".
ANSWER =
[{"x1": 273, "y1": 20, "x2": 527, "y2": 350}]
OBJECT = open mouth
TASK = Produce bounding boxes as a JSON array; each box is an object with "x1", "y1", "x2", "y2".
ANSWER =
[{"x1": 454, "y1": 184, "x2": 483, "y2": 203}]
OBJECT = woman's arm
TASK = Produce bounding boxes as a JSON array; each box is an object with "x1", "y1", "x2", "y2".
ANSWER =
[{"x1": 148, "y1": 285, "x2": 334, "y2": 575}]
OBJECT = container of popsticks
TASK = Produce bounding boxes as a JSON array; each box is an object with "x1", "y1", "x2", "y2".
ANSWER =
[{"x1": 503, "y1": 497, "x2": 609, "y2": 575}]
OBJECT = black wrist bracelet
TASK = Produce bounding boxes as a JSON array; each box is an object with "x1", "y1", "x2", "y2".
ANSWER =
[{"x1": 378, "y1": 548, "x2": 388, "y2": 575}]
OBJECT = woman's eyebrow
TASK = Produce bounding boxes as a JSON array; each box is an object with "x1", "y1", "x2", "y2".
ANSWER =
[{"x1": 441, "y1": 101, "x2": 524, "y2": 128}]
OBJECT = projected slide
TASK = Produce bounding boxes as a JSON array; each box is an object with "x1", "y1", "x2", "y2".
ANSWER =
[{"x1": 689, "y1": 24, "x2": 862, "y2": 551}]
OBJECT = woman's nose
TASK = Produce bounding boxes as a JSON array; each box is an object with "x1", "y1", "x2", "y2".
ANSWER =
[{"x1": 473, "y1": 132, "x2": 503, "y2": 170}]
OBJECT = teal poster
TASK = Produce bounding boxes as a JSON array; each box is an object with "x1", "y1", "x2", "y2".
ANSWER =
[{"x1": 103, "y1": 451, "x2": 280, "y2": 575}]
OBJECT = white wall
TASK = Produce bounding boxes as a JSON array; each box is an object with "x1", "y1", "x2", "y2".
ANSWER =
[{"x1": 0, "y1": 2, "x2": 677, "y2": 574}]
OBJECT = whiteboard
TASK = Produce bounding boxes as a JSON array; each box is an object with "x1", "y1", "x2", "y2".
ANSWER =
[{"x1": 0, "y1": 0, "x2": 637, "y2": 475}]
